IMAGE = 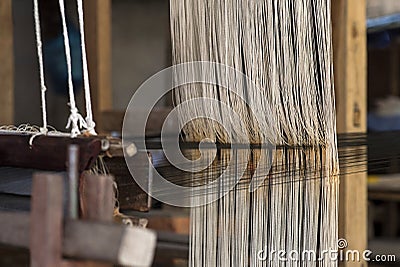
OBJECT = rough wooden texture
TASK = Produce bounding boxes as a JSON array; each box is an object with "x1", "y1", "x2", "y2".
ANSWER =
[
  {"x1": 80, "y1": 173, "x2": 114, "y2": 222},
  {"x1": 332, "y1": 0, "x2": 368, "y2": 266},
  {"x1": 83, "y1": 0, "x2": 112, "y2": 132},
  {"x1": 104, "y1": 153, "x2": 151, "y2": 212},
  {"x1": 80, "y1": 173, "x2": 116, "y2": 267},
  {"x1": 0, "y1": 134, "x2": 102, "y2": 172},
  {"x1": 0, "y1": 0, "x2": 14, "y2": 125},
  {"x1": 30, "y1": 173, "x2": 63, "y2": 267}
]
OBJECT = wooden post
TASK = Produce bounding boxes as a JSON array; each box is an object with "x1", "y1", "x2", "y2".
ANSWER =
[
  {"x1": 83, "y1": 0, "x2": 112, "y2": 132},
  {"x1": 30, "y1": 173, "x2": 64, "y2": 267},
  {"x1": 80, "y1": 173, "x2": 115, "y2": 222},
  {"x1": 332, "y1": 0, "x2": 368, "y2": 266},
  {"x1": 0, "y1": 0, "x2": 14, "y2": 124},
  {"x1": 79, "y1": 173, "x2": 115, "y2": 267}
]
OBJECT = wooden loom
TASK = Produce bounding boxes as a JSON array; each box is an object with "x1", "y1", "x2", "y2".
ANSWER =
[
  {"x1": 0, "y1": 134, "x2": 157, "y2": 266},
  {"x1": 0, "y1": 1, "x2": 368, "y2": 267},
  {"x1": 0, "y1": 1, "x2": 157, "y2": 263}
]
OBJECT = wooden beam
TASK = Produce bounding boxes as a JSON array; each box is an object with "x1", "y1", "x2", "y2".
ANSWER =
[
  {"x1": 0, "y1": 212, "x2": 156, "y2": 266},
  {"x1": 104, "y1": 153, "x2": 152, "y2": 212},
  {"x1": 332, "y1": 0, "x2": 368, "y2": 266},
  {"x1": 79, "y1": 173, "x2": 117, "y2": 267},
  {"x1": 30, "y1": 173, "x2": 63, "y2": 267},
  {"x1": 0, "y1": 0, "x2": 14, "y2": 125},
  {"x1": 0, "y1": 134, "x2": 102, "y2": 172},
  {"x1": 80, "y1": 173, "x2": 114, "y2": 222},
  {"x1": 83, "y1": 0, "x2": 112, "y2": 132},
  {"x1": 63, "y1": 220, "x2": 156, "y2": 266}
]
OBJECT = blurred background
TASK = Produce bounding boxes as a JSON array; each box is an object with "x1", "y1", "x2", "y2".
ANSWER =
[{"x1": 11, "y1": 0, "x2": 171, "y2": 130}]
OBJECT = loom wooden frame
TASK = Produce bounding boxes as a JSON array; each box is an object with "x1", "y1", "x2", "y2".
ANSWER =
[{"x1": 0, "y1": 1, "x2": 368, "y2": 266}]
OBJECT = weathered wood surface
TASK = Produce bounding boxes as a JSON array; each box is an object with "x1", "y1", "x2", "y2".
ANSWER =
[
  {"x1": 80, "y1": 173, "x2": 114, "y2": 222},
  {"x1": 30, "y1": 173, "x2": 63, "y2": 267},
  {"x1": 0, "y1": 172, "x2": 156, "y2": 266},
  {"x1": 0, "y1": 134, "x2": 102, "y2": 172},
  {"x1": 332, "y1": 0, "x2": 368, "y2": 266},
  {"x1": 104, "y1": 152, "x2": 152, "y2": 212}
]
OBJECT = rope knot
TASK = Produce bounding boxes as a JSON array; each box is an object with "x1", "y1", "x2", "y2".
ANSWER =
[{"x1": 84, "y1": 117, "x2": 97, "y2": 135}]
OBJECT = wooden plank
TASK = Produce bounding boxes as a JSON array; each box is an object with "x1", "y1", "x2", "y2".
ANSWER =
[
  {"x1": 0, "y1": 212, "x2": 30, "y2": 247},
  {"x1": 0, "y1": 134, "x2": 102, "y2": 172},
  {"x1": 30, "y1": 173, "x2": 63, "y2": 267},
  {"x1": 79, "y1": 173, "x2": 115, "y2": 267},
  {"x1": 64, "y1": 220, "x2": 156, "y2": 266},
  {"x1": 104, "y1": 153, "x2": 151, "y2": 212},
  {"x1": 332, "y1": 0, "x2": 368, "y2": 266},
  {"x1": 0, "y1": 0, "x2": 14, "y2": 125},
  {"x1": 83, "y1": 0, "x2": 112, "y2": 132},
  {"x1": 0, "y1": 212, "x2": 156, "y2": 266},
  {"x1": 80, "y1": 173, "x2": 114, "y2": 222}
]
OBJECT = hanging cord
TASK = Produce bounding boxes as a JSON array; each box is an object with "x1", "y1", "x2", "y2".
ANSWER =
[
  {"x1": 58, "y1": 0, "x2": 86, "y2": 137},
  {"x1": 77, "y1": 0, "x2": 97, "y2": 135},
  {"x1": 33, "y1": 0, "x2": 48, "y2": 134}
]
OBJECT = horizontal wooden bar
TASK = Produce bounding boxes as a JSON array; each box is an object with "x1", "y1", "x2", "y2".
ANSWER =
[
  {"x1": 0, "y1": 134, "x2": 102, "y2": 172},
  {"x1": 0, "y1": 212, "x2": 156, "y2": 266}
]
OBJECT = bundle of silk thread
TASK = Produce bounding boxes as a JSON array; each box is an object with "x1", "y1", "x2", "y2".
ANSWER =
[{"x1": 170, "y1": 0, "x2": 339, "y2": 266}]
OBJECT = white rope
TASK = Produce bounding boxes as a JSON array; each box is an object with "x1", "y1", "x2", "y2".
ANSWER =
[
  {"x1": 58, "y1": 0, "x2": 86, "y2": 137},
  {"x1": 33, "y1": 0, "x2": 48, "y2": 134},
  {"x1": 77, "y1": 0, "x2": 97, "y2": 135}
]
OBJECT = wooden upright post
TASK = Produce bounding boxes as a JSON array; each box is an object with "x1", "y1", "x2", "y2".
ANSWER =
[
  {"x1": 30, "y1": 173, "x2": 64, "y2": 267},
  {"x1": 332, "y1": 0, "x2": 368, "y2": 266},
  {"x1": 83, "y1": 0, "x2": 112, "y2": 132},
  {"x1": 78, "y1": 173, "x2": 115, "y2": 267},
  {"x1": 0, "y1": 0, "x2": 14, "y2": 125},
  {"x1": 80, "y1": 173, "x2": 114, "y2": 222}
]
